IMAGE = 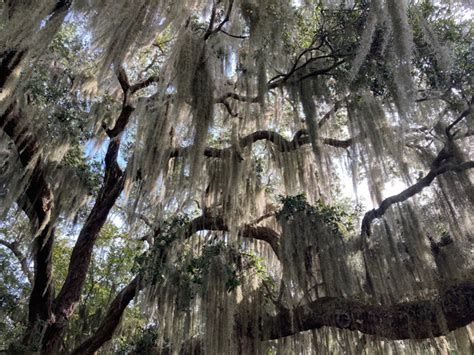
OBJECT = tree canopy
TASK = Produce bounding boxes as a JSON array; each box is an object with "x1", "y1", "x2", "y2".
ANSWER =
[{"x1": 0, "y1": 0, "x2": 473, "y2": 354}]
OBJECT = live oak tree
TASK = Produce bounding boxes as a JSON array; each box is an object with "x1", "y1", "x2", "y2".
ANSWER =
[{"x1": 0, "y1": 0, "x2": 473, "y2": 354}]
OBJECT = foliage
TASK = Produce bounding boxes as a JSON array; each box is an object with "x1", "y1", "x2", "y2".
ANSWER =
[
  {"x1": 0, "y1": 213, "x2": 30, "y2": 348},
  {"x1": 184, "y1": 242, "x2": 269, "y2": 292},
  {"x1": 50, "y1": 222, "x2": 144, "y2": 352},
  {"x1": 277, "y1": 194, "x2": 356, "y2": 237}
]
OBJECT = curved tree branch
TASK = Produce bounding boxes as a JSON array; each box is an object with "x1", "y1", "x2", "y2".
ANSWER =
[
  {"x1": 215, "y1": 50, "x2": 348, "y2": 106},
  {"x1": 0, "y1": 238, "x2": 33, "y2": 284},
  {"x1": 71, "y1": 208, "x2": 474, "y2": 353},
  {"x1": 259, "y1": 280, "x2": 474, "y2": 340},
  {"x1": 90, "y1": 276, "x2": 474, "y2": 353},
  {"x1": 361, "y1": 159, "x2": 474, "y2": 236},
  {"x1": 169, "y1": 129, "x2": 352, "y2": 159},
  {"x1": 185, "y1": 215, "x2": 280, "y2": 259},
  {"x1": 71, "y1": 213, "x2": 281, "y2": 354},
  {"x1": 130, "y1": 75, "x2": 160, "y2": 94},
  {"x1": 71, "y1": 276, "x2": 143, "y2": 355}
]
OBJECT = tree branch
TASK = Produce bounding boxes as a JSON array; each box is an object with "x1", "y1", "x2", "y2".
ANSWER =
[
  {"x1": 71, "y1": 212, "x2": 281, "y2": 354},
  {"x1": 71, "y1": 207, "x2": 474, "y2": 353},
  {"x1": 169, "y1": 129, "x2": 352, "y2": 159},
  {"x1": 220, "y1": 29, "x2": 247, "y2": 39},
  {"x1": 361, "y1": 157, "x2": 474, "y2": 236},
  {"x1": 204, "y1": 0, "x2": 234, "y2": 40},
  {"x1": 88, "y1": 276, "x2": 474, "y2": 353},
  {"x1": 71, "y1": 276, "x2": 143, "y2": 355},
  {"x1": 130, "y1": 75, "x2": 160, "y2": 94},
  {"x1": 185, "y1": 215, "x2": 280, "y2": 259},
  {"x1": 0, "y1": 238, "x2": 33, "y2": 284},
  {"x1": 267, "y1": 40, "x2": 326, "y2": 85},
  {"x1": 445, "y1": 98, "x2": 472, "y2": 138},
  {"x1": 215, "y1": 91, "x2": 260, "y2": 104},
  {"x1": 259, "y1": 280, "x2": 474, "y2": 340},
  {"x1": 216, "y1": 56, "x2": 347, "y2": 105}
]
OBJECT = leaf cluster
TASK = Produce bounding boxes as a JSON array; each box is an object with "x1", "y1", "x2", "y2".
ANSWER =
[{"x1": 277, "y1": 194, "x2": 355, "y2": 237}]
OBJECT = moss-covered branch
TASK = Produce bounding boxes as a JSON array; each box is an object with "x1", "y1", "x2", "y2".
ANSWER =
[
  {"x1": 361, "y1": 158, "x2": 474, "y2": 236},
  {"x1": 259, "y1": 280, "x2": 474, "y2": 340},
  {"x1": 169, "y1": 129, "x2": 352, "y2": 159}
]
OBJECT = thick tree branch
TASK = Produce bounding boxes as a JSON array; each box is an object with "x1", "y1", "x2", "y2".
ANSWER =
[
  {"x1": 186, "y1": 215, "x2": 280, "y2": 259},
  {"x1": 130, "y1": 75, "x2": 160, "y2": 94},
  {"x1": 239, "y1": 129, "x2": 352, "y2": 151},
  {"x1": 169, "y1": 129, "x2": 352, "y2": 159},
  {"x1": 259, "y1": 280, "x2": 474, "y2": 340},
  {"x1": 41, "y1": 140, "x2": 125, "y2": 352},
  {"x1": 89, "y1": 276, "x2": 474, "y2": 353},
  {"x1": 71, "y1": 207, "x2": 474, "y2": 353},
  {"x1": 71, "y1": 276, "x2": 143, "y2": 355},
  {"x1": 361, "y1": 158, "x2": 474, "y2": 236},
  {"x1": 71, "y1": 213, "x2": 281, "y2": 354},
  {"x1": 220, "y1": 98, "x2": 239, "y2": 117}
]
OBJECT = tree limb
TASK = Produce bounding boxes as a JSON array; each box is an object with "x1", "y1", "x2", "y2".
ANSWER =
[
  {"x1": 445, "y1": 98, "x2": 472, "y2": 138},
  {"x1": 259, "y1": 280, "x2": 474, "y2": 340},
  {"x1": 215, "y1": 58, "x2": 347, "y2": 105},
  {"x1": 89, "y1": 276, "x2": 474, "y2": 353},
  {"x1": 204, "y1": 0, "x2": 234, "y2": 40},
  {"x1": 71, "y1": 276, "x2": 143, "y2": 355},
  {"x1": 220, "y1": 29, "x2": 248, "y2": 39},
  {"x1": 267, "y1": 39, "x2": 326, "y2": 85},
  {"x1": 361, "y1": 159, "x2": 474, "y2": 236},
  {"x1": 185, "y1": 215, "x2": 280, "y2": 259},
  {"x1": 70, "y1": 212, "x2": 281, "y2": 354},
  {"x1": 169, "y1": 129, "x2": 352, "y2": 159},
  {"x1": 130, "y1": 75, "x2": 160, "y2": 94},
  {"x1": 0, "y1": 238, "x2": 33, "y2": 284}
]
